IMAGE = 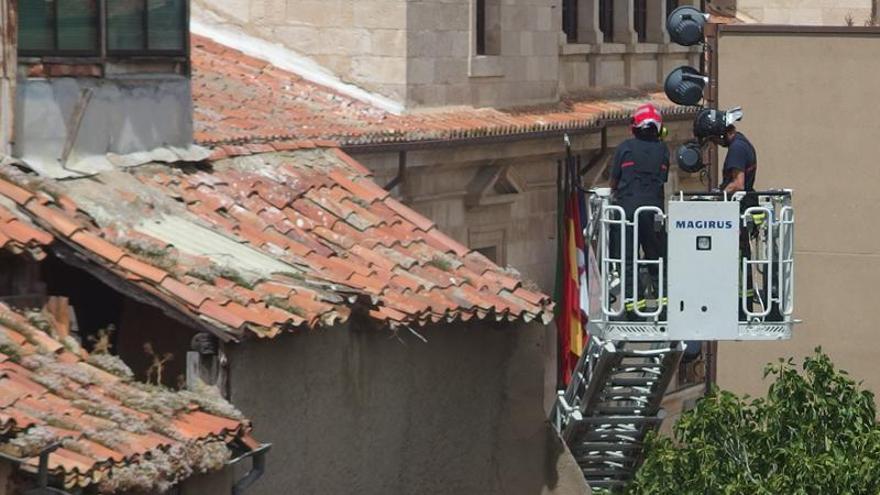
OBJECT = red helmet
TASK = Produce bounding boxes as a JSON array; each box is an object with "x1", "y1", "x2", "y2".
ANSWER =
[{"x1": 632, "y1": 103, "x2": 663, "y2": 131}]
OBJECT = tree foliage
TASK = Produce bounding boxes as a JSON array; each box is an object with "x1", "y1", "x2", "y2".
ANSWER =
[{"x1": 629, "y1": 349, "x2": 880, "y2": 495}]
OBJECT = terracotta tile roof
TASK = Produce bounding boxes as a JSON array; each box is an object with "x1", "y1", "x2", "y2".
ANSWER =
[
  {"x1": 0, "y1": 183, "x2": 52, "y2": 259},
  {"x1": 0, "y1": 145, "x2": 552, "y2": 340},
  {"x1": 0, "y1": 303, "x2": 255, "y2": 493},
  {"x1": 191, "y1": 35, "x2": 695, "y2": 147}
]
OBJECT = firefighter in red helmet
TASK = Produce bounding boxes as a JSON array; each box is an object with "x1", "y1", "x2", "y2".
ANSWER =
[{"x1": 610, "y1": 103, "x2": 670, "y2": 318}]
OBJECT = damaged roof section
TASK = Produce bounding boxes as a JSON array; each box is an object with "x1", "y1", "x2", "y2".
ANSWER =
[
  {"x1": 0, "y1": 143, "x2": 552, "y2": 340},
  {"x1": 0, "y1": 303, "x2": 256, "y2": 493},
  {"x1": 191, "y1": 35, "x2": 695, "y2": 148}
]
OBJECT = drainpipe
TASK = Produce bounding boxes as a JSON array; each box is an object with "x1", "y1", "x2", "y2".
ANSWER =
[
  {"x1": 383, "y1": 150, "x2": 407, "y2": 193},
  {"x1": 230, "y1": 443, "x2": 272, "y2": 495},
  {"x1": 0, "y1": 443, "x2": 71, "y2": 494}
]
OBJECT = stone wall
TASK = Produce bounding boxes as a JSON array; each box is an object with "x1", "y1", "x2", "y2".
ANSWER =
[
  {"x1": 193, "y1": 0, "x2": 410, "y2": 103},
  {"x1": 195, "y1": 0, "x2": 706, "y2": 110},
  {"x1": 406, "y1": 0, "x2": 560, "y2": 108}
]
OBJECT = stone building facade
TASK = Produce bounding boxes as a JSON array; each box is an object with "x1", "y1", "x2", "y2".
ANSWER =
[
  {"x1": 189, "y1": 0, "x2": 709, "y2": 414},
  {"x1": 194, "y1": 0, "x2": 702, "y2": 109}
]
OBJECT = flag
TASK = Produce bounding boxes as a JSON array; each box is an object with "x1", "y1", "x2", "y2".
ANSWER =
[
  {"x1": 555, "y1": 143, "x2": 589, "y2": 387},
  {"x1": 576, "y1": 185, "x2": 589, "y2": 338}
]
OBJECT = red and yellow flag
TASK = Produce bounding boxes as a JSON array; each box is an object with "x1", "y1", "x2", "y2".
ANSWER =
[{"x1": 555, "y1": 152, "x2": 589, "y2": 387}]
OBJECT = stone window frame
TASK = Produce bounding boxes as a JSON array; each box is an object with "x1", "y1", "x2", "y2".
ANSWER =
[
  {"x1": 563, "y1": 0, "x2": 579, "y2": 43},
  {"x1": 563, "y1": 0, "x2": 701, "y2": 46},
  {"x1": 634, "y1": 0, "x2": 648, "y2": 42},
  {"x1": 472, "y1": 0, "x2": 501, "y2": 56},
  {"x1": 469, "y1": 0, "x2": 503, "y2": 78}
]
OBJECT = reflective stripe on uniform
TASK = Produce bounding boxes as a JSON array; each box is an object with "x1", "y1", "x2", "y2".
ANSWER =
[
  {"x1": 625, "y1": 297, "x2": 668, "y2": 311},
  {"x1": 751, "y1": 212, "x2": 766, "y2": 226}
]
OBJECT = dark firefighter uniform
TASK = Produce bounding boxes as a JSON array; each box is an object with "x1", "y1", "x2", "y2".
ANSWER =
[
  {"x1": 610, "y1": 134, "x2": 670, "y2": 306},
  {"x1": 721, "y1": 132, "x2": 758, "y2": 209},
  {"x1": 720, "y1": 131, "x2": 760, "y2": 314}
]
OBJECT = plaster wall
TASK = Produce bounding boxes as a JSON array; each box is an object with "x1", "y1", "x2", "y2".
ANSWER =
[
  {"x1": 714, "y1": 28, "x2": 880, "y2": 398},
  {"x1": 0, "y1": 461, "x2": 9, "y2": 495},
  {"x1": 179, "y1": 467, "x2": 236, "y2": 494},
  {"x1": 228, "y1": 319, "x2": 589, "y2": 495}
]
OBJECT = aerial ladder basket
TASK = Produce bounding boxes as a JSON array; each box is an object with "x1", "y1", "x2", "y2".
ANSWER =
[
  {"x1": 552, "y1": 189, "x2": 797, "y2": 491},
  {"x1": 591, "y1": 189, "x2": 795, "y2": 342}
]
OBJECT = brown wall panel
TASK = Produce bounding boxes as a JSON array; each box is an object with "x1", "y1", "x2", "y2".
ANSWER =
[{"x1": 714, "y1": 27, "x2": 880, "y2": 397}]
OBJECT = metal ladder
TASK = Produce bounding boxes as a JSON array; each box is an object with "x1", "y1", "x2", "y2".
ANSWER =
[{"x1": 552, "y1": 340, "x2": 685, "y2": 491}]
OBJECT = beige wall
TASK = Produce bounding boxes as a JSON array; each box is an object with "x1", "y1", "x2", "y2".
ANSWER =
[
  {"x1": 715, "y1": 27, "x2": 880, "y2": 398},
  {"x1": 710, "y1": 0, "x2": 876, "y2": 25}
]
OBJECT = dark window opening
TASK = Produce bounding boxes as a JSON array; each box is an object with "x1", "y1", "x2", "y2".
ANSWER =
[
  {"x1": 107, "y1": 0, "x2": 186, "y2": 54},
  {"x1": 41, "y1": 254, "x2": 124, "y2": 353},
  {"x1": 41, "y1": 254, "x2": 193, "y2": 388},
  {"x1": 562, "y1": 0, "x2": 578, "y2": 43},
  {"x1": 476, "y1": 0, "x2": 487, "y2": 55},
  {"x1": 599, "y1": 0, "x2": 614, "y2": 43},
  {"x1": 18, "y1": 0, "x2": 186, "y2": 57},
  {"x1": 667, "y1": 0, "x2": 680, "y2": 20},
  {"x1": 476, "y1": 246, "x2": 499, "y2": 264},
  {"x1": 19, "y1": 0, "x2": 99, "y2": 56},
  {"x1": 634, "y1": 0, "x2": 648, "y2": 42},
  {"x1": 474, "y1": 0, "x2": 500, "y2": 56},
  {"x1": 0, "y1": 253, "x2": 47, "y2": 308}
]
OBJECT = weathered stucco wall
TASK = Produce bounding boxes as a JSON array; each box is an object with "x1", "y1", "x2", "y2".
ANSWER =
[
  {"x1": 715, "y1": 27, "x2": 880, "y2": 398},
  {"x1": 179, "y1": 467, "x2": 235, "y2": 494},
  {"x1": 228, "y1": 319, "x2": 589, "y2": 495}
]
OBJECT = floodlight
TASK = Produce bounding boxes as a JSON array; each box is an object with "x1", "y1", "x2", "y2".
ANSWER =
[
  {"x1": 664, "y1": 66, "x2": 707, "y2": 106},
  {"x1": 667, "y1": 6, "x2": 708, "y2": 46}
]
